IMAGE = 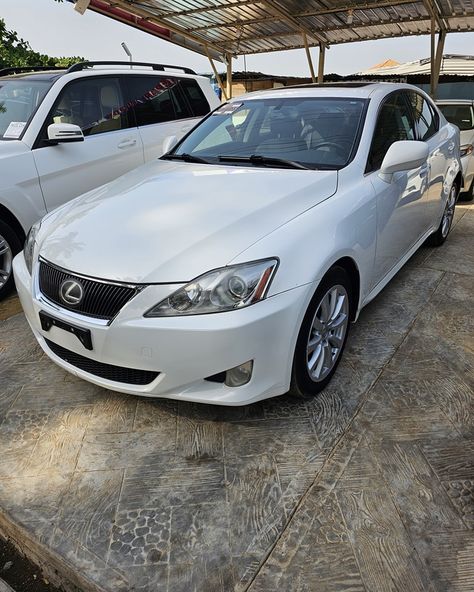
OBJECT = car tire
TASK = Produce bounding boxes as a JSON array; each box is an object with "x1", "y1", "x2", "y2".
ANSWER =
[
  {"x1": 290, "y1": 266, "x2": 353, "y2": 398},
  {"x1": 426, "y1": 183, "x2": 457, "y2": 247},
  {"x1": 0, "y1": 220, "x2": 22, "y2": 300}
]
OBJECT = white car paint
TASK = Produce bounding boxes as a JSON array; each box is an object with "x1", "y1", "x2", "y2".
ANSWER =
[
  {"x1": 437, "y1": 100, "x2": 474, "y2": 195},
  {"x1": 14, "y1": 83, "x2": 461, "y2": 406},
  {"x1": 0, "y1": 65, "x2": 220, "y2": 296}
]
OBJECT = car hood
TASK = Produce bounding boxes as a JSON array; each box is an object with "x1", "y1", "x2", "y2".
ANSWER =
[{"x1": 39, "y1": 160, "x2": 337, "y2": 283}]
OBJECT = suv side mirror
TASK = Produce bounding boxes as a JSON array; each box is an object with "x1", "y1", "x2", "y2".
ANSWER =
[
  {"x1": 47, "y1": 123, "x2": 84, "y2": 144},
  {"x1": 162, "y1": 135, "x2": 178, "y2": 154},
  {"x1": 379, "y1": 140, "x2": 429, "y2": 182}
]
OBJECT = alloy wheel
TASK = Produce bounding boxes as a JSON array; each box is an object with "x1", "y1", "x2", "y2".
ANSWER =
[
  {"x1": 441, "y1": 185, "x2": 457, "y2": 238},
  {"x1": 0, "y1": 234, "x2": 13, "y2": 291},
  {"x1": 306, "y1": 284, "x2": 349, "y2": 382}
]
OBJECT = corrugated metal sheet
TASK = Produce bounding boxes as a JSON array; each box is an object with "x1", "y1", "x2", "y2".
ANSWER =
[{"x1": 72, "y1": 0, "x2": 474, "y2": 57}]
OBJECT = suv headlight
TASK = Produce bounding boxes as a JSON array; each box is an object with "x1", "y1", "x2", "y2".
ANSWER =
[
  {"x1": 24, "y1": 221, "x2": 41, "y2": 275},
  {"x1": 460, "y1": 144, "x2": 473, "y2": 158},
  {"x1": 145, "y1": 258, "x2": 278, "y2": 317}
]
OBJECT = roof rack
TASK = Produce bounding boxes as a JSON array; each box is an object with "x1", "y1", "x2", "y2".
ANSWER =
[
  {"x1": 0, "y1": 66, "x2": 65, "y2": 77},
  {"x1": 67, "y1": 61, "x2": 197, "y2": 75}
]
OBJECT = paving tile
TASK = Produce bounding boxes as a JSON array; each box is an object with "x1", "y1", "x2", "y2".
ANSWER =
[
  {"x1": 421, "y1": 440, "x2": 474, "y2": 482},
  {"x1": 109, "y1": 507, "x2": 171, "y2": 567},
  {"x1": 415, "y1": 531, "x2": 474, "y2": 592},
  {"x1": 86, "y1": 392, "x2": 138, "y2": 434},
  {"x1": 337, "y1": 487, "x2": 433, "y2": 592},
  {"x1": 443, "y1": 480, "x2": 474, "y2": 528},
  {"x1": 121, "y1": 457, "x2": 226, "y2": 509},
  {"x1": 176, "y1": 415, "x2": 223, "y2": 460},
  {"x1": 56, "y1": 469, "x2": 123, "y2": 559}
]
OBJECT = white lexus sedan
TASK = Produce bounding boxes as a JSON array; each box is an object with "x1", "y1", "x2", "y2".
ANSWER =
[{"x1": 13, "y1": 83, "x2": 461, "y2": 406}]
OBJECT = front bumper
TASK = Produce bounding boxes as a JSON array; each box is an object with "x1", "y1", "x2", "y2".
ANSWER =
[{"x1": 13, "y1": 253, "x2": 310, "y2": 405}]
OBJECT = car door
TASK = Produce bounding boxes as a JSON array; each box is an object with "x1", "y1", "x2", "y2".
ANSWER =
[
  {"x1": 407, "y1": 91, "x2": 445, "y2": 229},
  {"x1": 32, "y1": 76, "x2": 143, "y2": 212},
  {"x1": 367, "y1": 91, "x2": 430, "y2": 283},
  {"x1": 125, "y1": 75, "x2": 203, "y2": 161}
]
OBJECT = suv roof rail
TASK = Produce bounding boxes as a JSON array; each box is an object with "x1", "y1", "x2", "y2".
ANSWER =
[
  {"x1": 67, "y1": 61, "x2": 197, "y2": 75},
  {"x1": 0, "y1": 66, "x2": 65, "y2": 77}
]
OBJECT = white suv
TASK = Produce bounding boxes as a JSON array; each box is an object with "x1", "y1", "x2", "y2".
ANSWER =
[{"x1": 0, "y1": 61, "x2": 220, "y2": 299}]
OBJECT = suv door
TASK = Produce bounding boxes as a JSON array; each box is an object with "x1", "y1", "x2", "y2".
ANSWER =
[
  {"x1": 32, "y1": 76, "x2": 143, "y2": 212},
  {"x1": 367, "y1": 91, "x2": 430, "y2": 283},
  {"x1": 125, "y1": 75, "x2": 204, "y2": 161}
]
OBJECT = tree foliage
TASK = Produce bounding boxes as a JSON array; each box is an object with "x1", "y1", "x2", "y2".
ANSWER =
[{"x1": 0, "y1": 18, "x2": 84, "y2": 69}]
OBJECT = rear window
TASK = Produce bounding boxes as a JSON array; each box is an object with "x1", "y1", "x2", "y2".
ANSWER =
[{"x1": 438, "y1": 104, "x2": 474, "y2": 131}]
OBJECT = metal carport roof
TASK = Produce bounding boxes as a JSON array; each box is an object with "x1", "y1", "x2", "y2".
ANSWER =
[{"x1": 65, "y1": 0, "x2": 474, "y2": 97}]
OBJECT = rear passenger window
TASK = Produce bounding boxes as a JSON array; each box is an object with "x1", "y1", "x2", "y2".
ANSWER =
[
  {"x1": 180, "y1": 79, "x2": 210, "y2": 116},
  {"x1": 127, "y1": 76, "x2": 192, "y2": 127},
  {"x1": 408, "y1": 92, "x2": 438, "y2": 140},
  {"x1": 48, "y1": 77, "x2": 128, "y2": 137}
]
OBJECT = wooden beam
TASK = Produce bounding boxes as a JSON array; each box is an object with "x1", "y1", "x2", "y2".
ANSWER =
[
  {"x1": 318, "y1": 44, "x2": 325, "y2": 84},
  {"x1": 204, "y1": 45, "x2": 227, "y2": 101},
  {"x1": 432, "y1": 29, "x2": 446, "y2": 98},
  {"x1": 226, "y1": 53, "x2": 233, "y2": 100},
  {"x1": 302, "y1": 33, "x2": 316, "y2": 83}
]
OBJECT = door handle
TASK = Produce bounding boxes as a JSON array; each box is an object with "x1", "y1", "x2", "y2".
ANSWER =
[{"x1": 118, "y1": 139, "x2": 137, "y2": 149}]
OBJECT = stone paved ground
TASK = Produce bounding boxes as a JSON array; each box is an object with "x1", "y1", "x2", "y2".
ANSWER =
[{"x1": 0, "y1": 204, "x2": 472, "y2": 592}]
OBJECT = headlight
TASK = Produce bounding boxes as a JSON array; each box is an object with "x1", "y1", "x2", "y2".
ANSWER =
[
  {"x1": 460, "y1": 144, "x2": 473, "y2": 158},
  {"x1": 145, "y1": 258, "x2": 278, "y2": 317},
  {"x1": 24, "y1": 221, "x2": 41, "y2": 275}
]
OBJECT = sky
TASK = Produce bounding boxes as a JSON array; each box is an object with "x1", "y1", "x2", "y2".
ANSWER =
[{"x1": 1, "y1": 0, "x2": 474, "y2": 76}]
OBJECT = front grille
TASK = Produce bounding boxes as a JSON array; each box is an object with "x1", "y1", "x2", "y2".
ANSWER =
[
  {"x1": 38, "y1": 260, "x2": 140, "y2": 320},
  {"x1": 45, "y1": 339, "x2": 159, "y2": 385}
]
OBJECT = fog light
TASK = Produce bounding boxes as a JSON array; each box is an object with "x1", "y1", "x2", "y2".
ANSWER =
[{"x1": 225, "y1": 360, "x2": 253, "y2": 387}]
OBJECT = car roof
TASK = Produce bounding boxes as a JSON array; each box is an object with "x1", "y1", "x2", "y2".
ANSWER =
[
  {"x1": 1, "y1": 71, "x2": 66, "y2": 82},
  {"x1": 233, "y1": 81, "x2": 423, "y2": 102}
]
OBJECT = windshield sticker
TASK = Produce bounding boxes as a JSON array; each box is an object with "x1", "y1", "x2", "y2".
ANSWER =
[
  {"x1": 213, "y1": 102, "x2": 243, "y2": 115},
  {"x1": 3, "y1": 121, "x2": 26, "y2": 138}
]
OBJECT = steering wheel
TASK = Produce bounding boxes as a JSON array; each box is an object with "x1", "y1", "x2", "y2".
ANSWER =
[{"x1": 312, "y1": 138, "x2": 353, "y2": 157}]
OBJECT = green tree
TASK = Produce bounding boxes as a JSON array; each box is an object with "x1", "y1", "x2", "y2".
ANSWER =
[{"x1": 0, "y1": 18, "x2": 84, "y2": 70}]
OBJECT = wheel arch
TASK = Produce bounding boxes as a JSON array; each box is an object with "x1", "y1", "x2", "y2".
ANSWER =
[
  {"x1": 319, "y1": 256, "x2": 361, "y2": 322},
  {"x1": 0, "y1": 204, "x2": 26, "y2": 245}
]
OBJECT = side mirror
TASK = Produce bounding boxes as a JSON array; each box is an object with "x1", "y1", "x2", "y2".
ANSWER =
[
  {"x1": 379, "y1": 140, "x2": 429, "y2": 182},
  {"x1": 47, "y1": 123, "x2": 84, "y2": 144},
  {"x1": 162, "y1": 135, "x2": 178, "y2": 155}
]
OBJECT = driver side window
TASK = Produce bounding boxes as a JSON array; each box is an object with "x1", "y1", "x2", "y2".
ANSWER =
[{"x1": 367, "y1": 92, "x2": 416, "y2": 172}]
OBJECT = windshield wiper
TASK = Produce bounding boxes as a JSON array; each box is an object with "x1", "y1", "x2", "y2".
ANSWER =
[
  {"x1": 218, "y1": 154, "x2": 311, "y2": 170},
  {"x1": 161, "y1": 153, "x2": 210, "y2": 164}
]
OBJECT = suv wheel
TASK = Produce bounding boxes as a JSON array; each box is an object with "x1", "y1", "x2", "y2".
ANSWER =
[{"x1": 0, "y1": 220, "x2": 22, "y2": 300}]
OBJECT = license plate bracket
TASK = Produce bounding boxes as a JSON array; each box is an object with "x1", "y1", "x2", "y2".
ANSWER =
[{"x1": 39, "y1": 311, "x2": 93, "y2": 351}]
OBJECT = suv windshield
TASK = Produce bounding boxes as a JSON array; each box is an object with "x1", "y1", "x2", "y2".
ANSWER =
[
  {"x1": 0, "y1": 79, "x2": 52, "y2": 140},
  {"x1": 438, "y1": 103, "x2": 474, "y2": 131},
  {"x1": 171, "y1": 97, "x2": 367, "y2": 170}
]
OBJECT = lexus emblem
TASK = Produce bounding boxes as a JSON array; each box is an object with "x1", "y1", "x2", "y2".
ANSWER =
[{"x1": 59, "y1": 279, "x2": 84, "y2": 306}]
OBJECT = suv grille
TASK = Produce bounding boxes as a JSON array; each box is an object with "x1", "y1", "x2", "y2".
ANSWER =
[
  {"x1": 45, "y1": 339, "x2": 159, "y2": 385},
  {"x1": 38, "y1": 260, "x2": 140, "y2": 320}
]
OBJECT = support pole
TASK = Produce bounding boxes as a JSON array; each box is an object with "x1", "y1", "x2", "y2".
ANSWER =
[
  {"x1": 432, "y1": 30, "x2": 446, "y2": 99},
  {"x1": 430, "y1": 15, "x2": 436, "y2": 97},
  {"x1": 302, "y1": 32, "x2": 316, "y2": 83},
  {"x1": 226, "y1": 53, "x2": 233, "y2": 100},
  {"x1": 204, "y1": 45, "x2": 227, "y2": 101},
  {"x1": 318, "y1": 44, "x2": 325, "y2": 84}
]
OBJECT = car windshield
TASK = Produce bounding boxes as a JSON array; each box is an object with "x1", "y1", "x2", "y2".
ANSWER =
[
  {"x1": 172, "y1": 97, "x2": 367, "y2": 170},
  {"x1": 438, "y1": 103, "x2": 474, "y2": 131},
  {"x1": 0, "y1": 79, "x2": 52, "y2": 140}
]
